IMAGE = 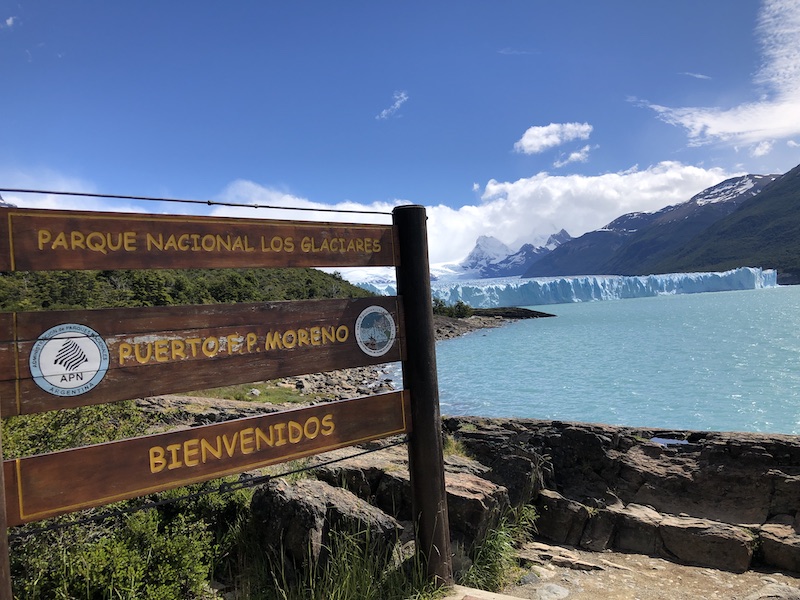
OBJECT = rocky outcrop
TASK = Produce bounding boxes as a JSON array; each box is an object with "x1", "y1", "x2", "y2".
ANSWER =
[{"x1": 442, "y1": 417, "x2": 800, "y2": 574}]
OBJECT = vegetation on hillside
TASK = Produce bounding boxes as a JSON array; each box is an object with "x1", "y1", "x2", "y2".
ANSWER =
[
  {"x1": 652, "y1": 164, "x2": 800, "y2": 280},
  {"x1": 0, "y1": 267, "x2": 371, "y2": 312}
]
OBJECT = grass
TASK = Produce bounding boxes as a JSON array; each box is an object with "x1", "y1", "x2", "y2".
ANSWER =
[
  {"x1": 188, "y1": 381, "x2": 309, "y2": 404},
  {"x1": 457, "y1": 504, "x2": 538, "y2": 592}
]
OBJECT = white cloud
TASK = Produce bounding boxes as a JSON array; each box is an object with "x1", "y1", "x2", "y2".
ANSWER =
[
  {"x1": 751, "y1": 140, "x2": 774, "y2": 157},
  {"x1": 788, "y1": 140, "x2": 800, "y2": 147},
  {"x1": 375, "y1": 91, "x2": 409, "y2": 120},
  {"x1": 3, "y1": 16, "x2": 16, "y2": 28},
  {"x1": 514, "y1": 122, "x2": 593, "y2": 155},
  {"x1": 648, "y1": 0, "x2": 800, "y2": 156},
  {"x1": 211, "y1": 163, "x2": 733, "y2": 266},
  {"x1": 553, "y1": 145, "x2": 593, "y2": 168},
  {"x1": 1, "y1": 163, "x2": 735, "y2": 270},
  {"x1": 679, "y1": 72, "x2": 711, "y2": 80}
]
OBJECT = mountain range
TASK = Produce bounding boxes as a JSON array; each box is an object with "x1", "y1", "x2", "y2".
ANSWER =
[{"x1": 460, "y1": 164, "x2": 800, "y2": 285}]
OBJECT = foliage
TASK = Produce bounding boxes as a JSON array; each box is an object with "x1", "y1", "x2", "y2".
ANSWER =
[
  {"x1": 432, "y1": 298, "x2": 473, "y2": 318},
  {"x1": 0, "y1": 267, "x2": 372, "y2": 311},
  {"x1": 10, "y1": 508, "x2": 214, "y2": 600},
  {"x1": 2, "y1": 401, "x2": 149, "y2": 459},
  {"x1": 231, "y1": 524, "x2": 444, "y2": 600},
  {"x1": 458, "y1": 504, "x2": 538, "y2": 592},
  {"x1": 653, "y1": 165, "x2": 800, "y2": 277}
]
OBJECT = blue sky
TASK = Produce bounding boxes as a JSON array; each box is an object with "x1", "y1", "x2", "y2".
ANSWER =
[{"x1": 2, "y1": 1, "x2": 799, "y2": 265}]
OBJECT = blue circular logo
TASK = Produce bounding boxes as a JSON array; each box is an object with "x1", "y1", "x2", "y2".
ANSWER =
[
  {"x1": 29, "y1": 323, "x2": 109, "y2": 396},
  {"x1": 355, "y1": 306, "x2": 397, "y2": 357}
]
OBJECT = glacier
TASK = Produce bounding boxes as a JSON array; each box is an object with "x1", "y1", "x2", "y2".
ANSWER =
[{"x1": 356, "y1": 267, "x2": 778, "y2": 308}]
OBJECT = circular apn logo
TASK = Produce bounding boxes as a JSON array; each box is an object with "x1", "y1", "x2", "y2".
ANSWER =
[
  {"x1": 29, "y1": 323, "x2": 109, "y2": 396},
  {"x1": 355, "y1": 306, "x2": 397, "y2": 357}
]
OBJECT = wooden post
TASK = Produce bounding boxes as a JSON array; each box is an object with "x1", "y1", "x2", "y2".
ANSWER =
[
  {"x1": 393, "y1": 205, "x2": 453, "y2": 585},
  {"x1": 0, "y1": 418, "x2": 13, "y2": 600}
]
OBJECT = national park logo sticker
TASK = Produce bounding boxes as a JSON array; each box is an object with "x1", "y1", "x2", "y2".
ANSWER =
[
  {"x1": 29, "y1": 323, "x2": 110, "y2": 396},
  {"x1": 355, "y1": 306, "x2": 397, "y2": 357}
]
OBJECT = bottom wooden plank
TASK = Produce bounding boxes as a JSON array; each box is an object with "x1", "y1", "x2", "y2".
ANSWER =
[{"x1": 4, "y1": 391, "x2": 411, "y2": 526}]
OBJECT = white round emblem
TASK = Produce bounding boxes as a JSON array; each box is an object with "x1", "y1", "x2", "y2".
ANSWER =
[
  {"x1": 29, "y1": 323, "x2": 109, "y2": 396},
  {"x1": 355, "y1": 306, "x2": 397, "y2": 357}
]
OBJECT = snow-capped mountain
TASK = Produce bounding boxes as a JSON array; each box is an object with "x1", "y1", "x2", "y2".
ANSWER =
[
  {"x1": 523, "y1": 174, "x2": 778, "y2": 278},
  {"x1": 458, "y1": 229, "x2": 572, "y2": 279}
]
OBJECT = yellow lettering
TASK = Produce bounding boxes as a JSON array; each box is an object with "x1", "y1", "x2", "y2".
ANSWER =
[
  {"x1": 288, "y1": 421, "x2": 303, "y2": 443},
  {"x1": 297, "y1": 329, "x2": 310, "y2": 347},
  {"x1": 85, "y1": 232, "x2": 108, "y2": 254},
  {"x1": 282, "y1": 330, "x2": 297, "y2": 349},
  {"x1": 119, "y1": 342, "x2": 133, "y2": 365},
  {"x1": 322, "y1": 326, "x2": 336, "y2": 344},
  {"x1": 255, "y1": 426, "x2": 274, "y2": 449},
  {"x1": 166, "y1": 443, "x2": 183, "y2": 469},
  {"x1": 202, "y1": 337, "x2": 218, "y2": 357},
  {"x1": 284, "y1": 237, "x2": 295, "y2": 252},
  {"x1": 186, "y1": 338, "x2": 201, "y2": 357},
  {"x1": 265, "y1": 331, "x2": 283, "y2": 350},
  {"x1": 304, "y1": 416, "x2": 320, "y2": 439},
  {"x1": 146, "y1": 233, "x2": 163, "y2": 250},
  {"x1": 149, "y1": 446, "x2": 167, "y2": 473},
  {"x1": 123, "y1": 231, "x2": 137, "y2": 251},
  {"x1": 222, "y1": 433, "x2": 238, "y2": 457},
  {"x1": 321, "y1": 414, "x2": 335, "y2": 436},
  {"x1": 310, "y1": 326, "x2": 322, "y2": 345},
  {"x1": 274, "y1": 423, "x2": 288, "y2": 446},
  {"x1": 184, "y1": 439, "x2": 200, "y2": 467},
  {"x1": 336, "y1": 326, "x2": 349, "y2": 342},
  {"x1": 246, "y1": 332, "x2": 258, "y2": 352},
  {"x1": 154, "y1": 339, "x2": 170, "y2": 362},
  {"x1": 355, "y1": 238, "x2": 365, "y2": 253},
  {"x1": 134, "y1": 342, "x2": 153, "y2": 364},
  {"x1": 240, "y1": 428, "x2": 255, "y2": 454},
  {"x1": 70, "y1": 231, "x2": 86, "y2": 250},
  {"x1": 37, "y1": 229, "x2": 52, "y2": 250},
  {"x1": 201, "y1": 437, "x2": 223, "y2": 461},
  {"x1": 171, "y1": 339, "x2": 186, "y2": 360}
]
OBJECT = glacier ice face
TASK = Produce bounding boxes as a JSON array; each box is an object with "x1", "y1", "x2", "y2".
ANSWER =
[{"x1": 357, "y1": 267, "x2": 778, "y2": 308}]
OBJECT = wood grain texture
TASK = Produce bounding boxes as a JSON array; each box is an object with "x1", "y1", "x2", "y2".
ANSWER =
[
  {"x1": 3, "y1": 391, "x2": 411, "y2": 526},
  {"x1": 0, "y1": 297, "x2": 404, "y2": 416},
  {"x1": 0, "y1": 207, "x2": 397, "y2": 271}
]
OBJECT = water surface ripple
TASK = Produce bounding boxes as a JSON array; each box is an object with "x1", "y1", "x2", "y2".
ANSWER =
[{"x1": 434, "y1": 286, "x2": 800, "y2": 434}]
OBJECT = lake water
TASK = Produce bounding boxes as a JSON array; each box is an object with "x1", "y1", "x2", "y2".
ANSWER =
[{"x1": 431, "y1": 285, "x2": 800, "y2": 434}]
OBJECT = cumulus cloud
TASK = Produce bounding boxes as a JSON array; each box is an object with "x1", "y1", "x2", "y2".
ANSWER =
[
  {"x1": 514, "y1": 122, "x2": 593, "y2": 155},
  {"x1": 375, "y1": 91, "x2": 409, "y2": 120},
  {"x1": 207, "y1": 163, "x2": 734, "y2": 266},
  {"x1": 553, "y1": 145, "x2": 593, "y2": 168},
  {"x1": 647, "y1": 0, "x2": 800, "y2": 155}
]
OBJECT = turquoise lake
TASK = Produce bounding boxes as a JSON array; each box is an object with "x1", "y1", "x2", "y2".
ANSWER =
[{"x1": 431, "y1": 285, "x2": 800, "y2": 434}]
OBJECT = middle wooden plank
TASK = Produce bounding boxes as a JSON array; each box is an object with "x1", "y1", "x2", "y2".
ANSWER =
[{"x1": 0, "y1": 297, "x2": 404, "y2": 416}]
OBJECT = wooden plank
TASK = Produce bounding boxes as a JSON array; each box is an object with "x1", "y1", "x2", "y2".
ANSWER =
[
  {"x1": 0, "y1": 297, "x2": 405, "y2": 416},
  {"x1": 0, "y1": 207, "x2": 396, "y2": 271},
  {"x1": 3, "y1": 391, "x2": 411, "y2": 526}
]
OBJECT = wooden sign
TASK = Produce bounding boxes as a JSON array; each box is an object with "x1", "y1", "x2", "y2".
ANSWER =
[
  {"x1": 0, "y1": 297, "x2": 404, "y2": 416},
  {"x1": 0, "y1": 207, "x2": 397, "y2": 271},
  {"x1": 3, "y1": 391, "x2": 411, "y2": 526}
]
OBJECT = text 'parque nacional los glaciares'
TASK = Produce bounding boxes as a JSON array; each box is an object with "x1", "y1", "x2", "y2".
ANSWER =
[{"x1": 0, "y1": 207, "x2": 397, "y2": 270}]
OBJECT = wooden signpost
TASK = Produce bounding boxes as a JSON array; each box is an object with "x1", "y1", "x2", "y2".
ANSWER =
[{"x1": 0, "y1": 203, "x2": 452, "y2": 597}]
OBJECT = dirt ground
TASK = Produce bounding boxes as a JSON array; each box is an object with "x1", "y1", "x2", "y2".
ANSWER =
[{"x1": 501, "y1": 543, "x2": 800, "y2": 600}]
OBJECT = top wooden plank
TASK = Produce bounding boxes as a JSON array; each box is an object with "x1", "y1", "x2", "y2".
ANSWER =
[{"x1": 0, "y1": 207, "x2": 397, "y2": 271}]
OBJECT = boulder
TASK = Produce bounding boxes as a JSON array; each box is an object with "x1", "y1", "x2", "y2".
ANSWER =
[
  {"x1": 610, "y1": 503, "x2": 663, "y2": 556},
  {"x1": 535, "y1": 489, "x2": 590, "y2": 547},
  {"x1": 759, "y1": 523, "x2": 800, "y2": 573},
  {"x1": 250, "y1": 478, "x2": 401, "y2": 566},
  {"x1": 659, "y1": 515, "x2": 754, "y2": 573}
]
